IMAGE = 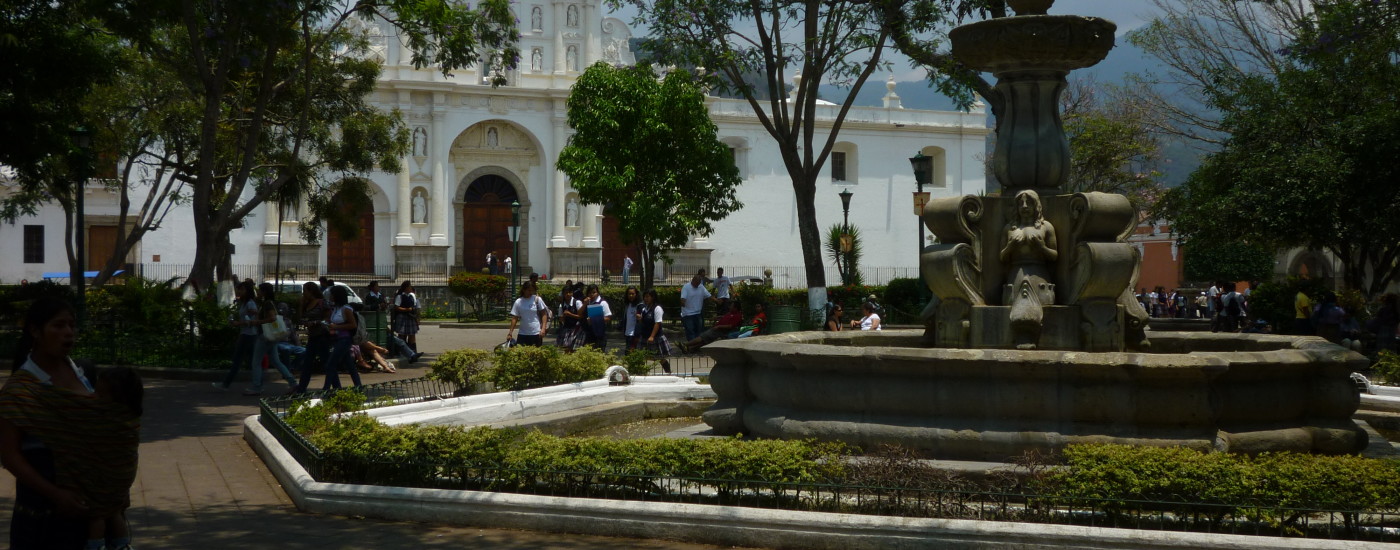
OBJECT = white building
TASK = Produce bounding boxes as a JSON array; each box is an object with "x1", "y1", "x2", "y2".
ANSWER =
[{"x1": 0, "y1": 3, "x2": 989, "y2": 288}]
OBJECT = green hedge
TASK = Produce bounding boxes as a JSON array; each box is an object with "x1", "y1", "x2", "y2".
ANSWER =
[
  {"x1": 426, "y1": 345, "x2": 611, "y2": 392},
  {"x1": 1041, "y1": 444, "x2": 1400, "y2": 528},
  {"x1": 285, "y1": 390, "x2": 847, "y2": 486}
]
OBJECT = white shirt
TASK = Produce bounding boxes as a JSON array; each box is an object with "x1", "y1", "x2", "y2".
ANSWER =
[
  {"x1": 623, "y1": 257, "x2": 633, "y2": 270},
  {"x1": 680, "y1": 282, "x2": 710, "y2": 317},
  {"x1": 624, "y1": 301, "x2": 639, "y2": 336},
  {"x1": 714, "y1": 275, "x2": 731, "y2": 299},
  {"x1": 510, "y1": 295, "x2": 547, "y2": 336},
  {"x1": 20, "y1": 356, "x2": 94, "y2": 392},
  {"x1": 859, "y1": 313, "x2": 882, "y2": 331},
  {"x1": 504, "y1": 257, "x2": 513, "y2": 273}
]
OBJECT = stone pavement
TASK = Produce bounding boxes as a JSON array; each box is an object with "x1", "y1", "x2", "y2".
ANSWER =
[{"x1": 0, "y1": 325, "x2": 746, "y2": 549}]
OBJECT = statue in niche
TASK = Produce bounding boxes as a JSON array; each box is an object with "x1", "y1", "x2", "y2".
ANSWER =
[
  {"x1": 566, "y1": 45, "x2": 578, "y2": 72},
  {"x1": 486, "y1": 127, "x2": 499, "y2": 147},
  {"x1": 566, "y1": 4, "x2": 578, "y2": 27},
  {"x1": 531, "y1": 6, "x2": 543, "y2": 31},
  {"x1": 411, "y1": 190, "x2": 428, "y2": 223},
  {"x1": 412, "y1": 127, "x2": 428, "y2": 157},
  {"x1": 1000, "y1": 189, "x2": 1057, "y2": 349},
  {"x1": 531, "y1": 48, "x2": 543, "y2": 72},
  {"x1": 565, "y1": 196, "x2": 580, "y2": 227}
]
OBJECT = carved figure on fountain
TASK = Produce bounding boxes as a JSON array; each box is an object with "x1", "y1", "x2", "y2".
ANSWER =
[{"x1": 1000, "y1": 190, "x2": 1056, "y2": 349}]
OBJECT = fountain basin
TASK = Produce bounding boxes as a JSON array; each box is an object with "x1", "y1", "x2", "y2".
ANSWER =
[
  {"x1": 701, "y1": 331, "x2": 1367, "y2": 461},
  {"x1": 949, "y1": 15, "x2": 1117, "y2": 74}
]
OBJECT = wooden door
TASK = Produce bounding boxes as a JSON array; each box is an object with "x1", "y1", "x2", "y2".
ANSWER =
[
  {"x1": 461, "y1": 175, "x2": 519, "y2": 272},
  {"x1": 600, "y1": 212, "x2": 633, "y2": 279},
  {"x1": 87, "y1": 225, "x2": 119, "y2": 271},
  {"x1": 327, "y1": 208, "x2": 375, "y2": 274}
]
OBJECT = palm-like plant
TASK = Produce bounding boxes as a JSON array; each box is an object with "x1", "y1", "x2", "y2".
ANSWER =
[{"x1": 825, "y1": 223, "x2": 863, "y2": 286}]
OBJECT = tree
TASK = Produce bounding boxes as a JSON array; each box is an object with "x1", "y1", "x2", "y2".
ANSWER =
[
  {"x1": 1156, "y1": 0, "x2": 1400, "y2": 296},
  {"x1": 0, "y1": 0, "x2": 117, "y2": 177},
  {"x1": 1118, "y1": 0, "x2": 1316, "y2": 148},
  {"x1": 621, "y1": 0, "x2": 926, "y2": 310},
  {"x1": 557, "y1": 63, "x2": 742, "y2": 290},
  {"x1": 1183, "y1": 241, "x2": 1275, "y2": 284},
  {"x1": 107, "y1": 1, "x2": 519, "y2": 289},
  {"x1": 825, "y1": 223, "x2": 864, "y2": 286},
  {"x1": 1061, "y1": 79, "x2": 1165, "y2": 213}
]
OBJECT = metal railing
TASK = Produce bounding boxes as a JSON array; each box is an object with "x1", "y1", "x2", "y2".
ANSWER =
[{"x1": 257, "y1": 377, "x2": 1400, "y2": 543}]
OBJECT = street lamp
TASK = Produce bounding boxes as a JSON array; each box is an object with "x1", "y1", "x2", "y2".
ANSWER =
[
  {"x1": 509, "y1": 200, "x2": 521, "y2": 298},
  {"x1": 838, "y1": 188, "x2": 853, "y2": 284},
  {"x1": 910, "y1": 152, "x2": 935, "y2": 300},
  {"x1": 70, "y1": 127, "x2": 92, "y2": 323}
]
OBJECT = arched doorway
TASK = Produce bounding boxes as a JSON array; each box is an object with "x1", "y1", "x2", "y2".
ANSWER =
[
  {"x1": 327, "y1": 198, "x2": 375, "y2": 274},
  {"x1": 600, "y1": 206, "x2": 636, "y2": 278},
  {"x1": 461, "y1": 175, "x2": 519, "y2": 272}
]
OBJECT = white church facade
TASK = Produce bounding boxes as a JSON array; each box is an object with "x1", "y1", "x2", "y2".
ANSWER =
[{"x1": 0, "y1": 2, "x2": 989, "y2": 288}]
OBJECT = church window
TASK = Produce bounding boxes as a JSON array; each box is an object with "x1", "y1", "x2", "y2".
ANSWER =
[
  {"x1": 831, "y1": 152, "x2": 847, "y2": 182},
  {"x1": 24, "y1": 225, "x2": 43, "y2": 263}
]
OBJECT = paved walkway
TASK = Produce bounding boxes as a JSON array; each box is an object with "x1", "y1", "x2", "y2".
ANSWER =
[{"x1": 0, "y1": 326, "x2": 746, "y2": 549}]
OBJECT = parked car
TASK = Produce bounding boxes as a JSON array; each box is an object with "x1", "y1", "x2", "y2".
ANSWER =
[{"x1": 275, "y1": 281, "x2": 365, "y2": 309}]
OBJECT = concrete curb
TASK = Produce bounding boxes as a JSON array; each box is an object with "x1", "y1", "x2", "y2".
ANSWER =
[{"x1": 243, "y1": 417, "x2": 1388, "y2": 550}]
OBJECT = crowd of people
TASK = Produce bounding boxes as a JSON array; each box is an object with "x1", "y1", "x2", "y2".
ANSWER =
[{"x1": 210, "y1": 277, "x2": 426, "y2": 397}]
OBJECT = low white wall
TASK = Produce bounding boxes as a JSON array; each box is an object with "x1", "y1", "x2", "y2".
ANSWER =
[{"x1": 244, "y1": 416, "x2": 1382, "y2": 550}]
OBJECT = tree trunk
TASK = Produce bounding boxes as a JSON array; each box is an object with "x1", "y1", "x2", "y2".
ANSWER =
[{"x1": 792, "y1": 170, "x2": 828, "y2": 317}]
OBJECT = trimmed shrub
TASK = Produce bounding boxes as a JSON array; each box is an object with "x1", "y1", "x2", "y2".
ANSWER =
[
  {"x1": 448, "y1": 272, "x2": 508, "y2": 320},
  {"x1": 882, "y1": 277, "x2": 927, "y2": 323},
  {"x1": 490, "y1": 345, "x2": 563, "y2": 391},
  {"x1": 427, "y1": 348, "x2": 494, "y2": 389}
]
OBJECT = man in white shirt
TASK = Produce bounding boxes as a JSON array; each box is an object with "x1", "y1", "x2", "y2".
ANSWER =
[
  {"x1": 680, "y1": 269, "x2": 712, "y2": 341},
  {"x1": 504, "y1": 256, "x2": 513, "y2": 275},
  {"x1": 622, "y1": 256, "x2": 633, "y2": 285},
  {"x1": 713, "y1": 267, "x2": 732, "y2": 312},
  {"x1": 1207, "y1": 283, "x2": 1221, "y2": 318}
]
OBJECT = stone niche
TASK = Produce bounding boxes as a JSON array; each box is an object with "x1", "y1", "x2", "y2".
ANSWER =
[{"x1": 701, "y1": 331, "x2": 1367, "y2": 461}]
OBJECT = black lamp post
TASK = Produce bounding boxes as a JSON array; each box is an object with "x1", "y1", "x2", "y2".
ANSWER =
[
  {"x1": 510, "y1": 200, "x2": 521, "y2": 298},
  {"x1": 71, "y1": 127, "x2": 92, "y2": 323},
  {"x1": 910, "y1": 152, "x2": 934, "y2": 299},
  {"x1": 838, "y1": 188, "x2": 853, "y2": 284},
  {"x1": 909, "y1": 152, "x2": 933, "y2": 251}
]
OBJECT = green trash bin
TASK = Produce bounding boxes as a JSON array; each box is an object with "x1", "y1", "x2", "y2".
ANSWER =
[{"x1": 767, "y1": 305, "x2": 802, "y2": 334}]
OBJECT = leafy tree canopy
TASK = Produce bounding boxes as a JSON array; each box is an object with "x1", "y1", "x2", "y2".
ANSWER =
[
  {"x1": 557, "y1": 63, "x2": 742, "y2": 289},
  {"x1": 1155, "y1": 0, "x2": 1400, "y2": 296},
  {"x1": 1183, "y1": 240, "x2": 1275, "y2": 284}
]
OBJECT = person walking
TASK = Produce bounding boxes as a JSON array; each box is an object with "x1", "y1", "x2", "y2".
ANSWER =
[
  {"x1": 392, "y1": 281, "x2": 420, "y2": 352},
  {"x1": 635, "y1": 289, "x2": 671, "y2": 373},
  {"x1": 556, "y1": 286, "x2": 583, "y2": 351},
  {"x1": 292, "y1": 282, "x2": 337, "y2": 394},
  {"x1": 680, "y1": 269, "x2": 712, "y2": 342},
  {"x1": 622, "y1": 256, "x2": 633, "y2": 286},
  {"x1": 581, "y1": 285, "x2": 613, "y2": 351},
  {"x1": 620, "y1": 286, "x2": 641, "y2": 350},
  {"x1": 216, "y1": 280, "x2": 267, "y2": 395},
  {"x1": 1294, "y1": 288, "x2": 1315, "y2": 335},
  {"x1": 324, "y1": 285, "x2": 364, "y2": 389},
  {"x1": 713, "y1": 268, "x2": 732, "y2": 313},
  {"x1": 0, "y1": 297, "x2": 96, "y2": 549},
  {"x1": 506, "y1": 282, "x2": 549, "y2": 347},
  {"x1": 246, "y1": 282, "x2": 298, "y2": 395}
]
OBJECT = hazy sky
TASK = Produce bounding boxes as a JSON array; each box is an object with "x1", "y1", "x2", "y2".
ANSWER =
[{"x1": 606, "y1": 0, "x2": 1170, "y2": 84}]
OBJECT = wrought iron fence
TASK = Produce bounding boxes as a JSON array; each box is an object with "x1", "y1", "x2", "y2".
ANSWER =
[{"x1": 257, "y1": 377, "x2": 1400, "y2": 543}]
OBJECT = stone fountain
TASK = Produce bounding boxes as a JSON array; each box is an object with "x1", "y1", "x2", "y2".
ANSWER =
[{"x1": 700, "y1": 1, "x2": 1367, "y2": 461}]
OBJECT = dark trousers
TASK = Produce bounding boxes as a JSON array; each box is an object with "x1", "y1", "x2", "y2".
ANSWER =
[
  {"x1": 295, "y1": 334, "x2": 335, "y2": 392},
  {"x1": 11, "y1": 448, "x2": 87, "y2": 549}
]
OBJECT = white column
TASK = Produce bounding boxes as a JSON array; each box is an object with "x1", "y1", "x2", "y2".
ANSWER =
[
  {"x1": 428, "y1": 94, "x2": 449, "y2": 246},
  {"x1": 584, "y1": 2, "x2": 599, "y2": 65},
  {"x1": 263, "y1": 202, "x2": 279, "y2": 244},
  {"x1": 395, "y1": 156, "x2": 413, "y2": 246},
  {"x1": 581, "y1": 203, "x2": 600, "y2": 246},
  {"x1": 550, "y1": 103, "x2": 570, "y2": 247},
  {"x1": 552, "y1": 1, "x2": 566, "y2": 74}
]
